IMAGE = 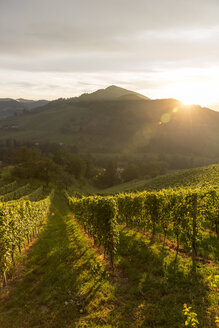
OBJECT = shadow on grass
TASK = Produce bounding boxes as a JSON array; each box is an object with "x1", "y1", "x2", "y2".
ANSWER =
[
  {"x1": 197, "y1": 232, "x2": 219, "y2": 261},
  {"x1": 109, "y1": 227, "x2": 218, "y2": 328}
]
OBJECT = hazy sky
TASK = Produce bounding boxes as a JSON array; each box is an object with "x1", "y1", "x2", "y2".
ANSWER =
[{"x1": 1, "y1": 0, "x2": 219, "y2": 110}]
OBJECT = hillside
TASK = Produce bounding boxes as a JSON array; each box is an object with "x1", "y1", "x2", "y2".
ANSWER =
[
  {"x1": 17, "y1": 99, "x2": 49, "y2": 110},
  {"x1": 0, "y1": 86, "x2": 218, "y2": 162},
  {"x1": 76, "y1": 85, "x2": 150, "y2": 101},
  {"x1": 0, "y1": 99, "x2": 25, "y2": 119},
  {"x1": 0, "y1": 98, "x2": 49, "y2": 119},
  {"x1": 102, "y1": 164, "x2": 219, "y2": 194}
]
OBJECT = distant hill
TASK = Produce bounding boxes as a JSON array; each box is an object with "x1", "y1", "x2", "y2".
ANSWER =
[
  {"x1": 17, "y1": 99, "x2": 49, "y2": 110},
  {"x1": 0, "y1": 98, "x2": 49, "y2": 119},
  {"x1": 0, "y1": 99, "x2": 25, "y2": 119},
  {"x1": 0, "y1": 86, "x2": 218, "y2": 163},
  {"x1": 76, "y1": 85, "x2": 149, "y2": 102}
]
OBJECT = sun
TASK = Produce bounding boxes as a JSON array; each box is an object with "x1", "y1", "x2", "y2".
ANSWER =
[
  {"x1": 170, "y1": 85, "x2": 202, "y2": 105},
  {"x1": 169, "y1": 84, "x2": 207, "y2": 106},
  {"x1": 178, "y1": 93, "x2": 201, "y2": 106}
]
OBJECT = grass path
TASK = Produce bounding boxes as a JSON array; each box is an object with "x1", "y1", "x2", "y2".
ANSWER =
[{"x1": 0, "y1": 195, "x2": 117, "y2": 327}]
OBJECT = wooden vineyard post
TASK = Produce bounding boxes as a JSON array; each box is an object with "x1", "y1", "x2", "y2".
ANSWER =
[
  {"x1": 192, "y1": 193, "x2": 198, "y2": 269},
  {"x1": 3, "y1": 271, "x2": 7, "y2": 287}
]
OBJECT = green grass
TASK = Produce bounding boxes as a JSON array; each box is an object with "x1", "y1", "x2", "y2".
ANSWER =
[
  {"x1": 0, "y1": 193, "x2": 218, "y2": 327},
  {"x1": 198, "y1": 231, "x2": 219, "y2": 262},
  {"x1": 101, "y1": 177, "x2": 151, "y2": 194},
  {"x1": 116, "y1": 227, "x2": 219, "y2": 328}
]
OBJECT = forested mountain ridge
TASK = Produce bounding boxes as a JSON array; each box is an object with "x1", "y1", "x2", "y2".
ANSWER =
[{"x1": 0, "y1": 86, "x2": 218, "y2": 163}]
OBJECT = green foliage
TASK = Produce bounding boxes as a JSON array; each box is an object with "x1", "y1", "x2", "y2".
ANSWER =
[
  {"x1": 68, "y1": 194, "x2": 119, "y2": 266},
  {"x1": 0, "y1": 183, "x2": 32, "y2": 202},
  {"x1": 66, "y1": 154, "x2": 86, "y2": 179},
  {"x1": 116, "y1": 187, "x2": 218, "y2": 257},
  {"x1": 11, "y1": 146, "x2": 97, "y2": 187},
  {"x1": 20, "y1": 186, "x2": 44, "y2": 201},
  {"x1": 0, "y1": 187, "x2": 54, "y2": 281},
  {"x1": 183, "y1": 304, "x2": 199, "y2": 327},
  {"x1": 0, "y1": 181, "x2": 17, "y2": 195},
  {"x1": 122, "y1": 163, "x2": 139, "y2": 182},
  {"x1": 93, "y1": 160, "x2": 121, "y2": 188},
  {"x1": 207, "y1": 274, "x2": 219, "y2": 288},
  {"x1": 69, "y1": 183, "x2": 218, "y2": 263},
  {"x1": 34, "y1": 157, "x2": 60, "y2": 185},
  {"x1": 13, "y1": 146, "x2": 41, "y2": 165},
  {"x1": 102, "y1": 164, "x2": 219, "y2": 194},
  {"x1": 139, "y1": 164, "x2": 219, "y2": 192}
]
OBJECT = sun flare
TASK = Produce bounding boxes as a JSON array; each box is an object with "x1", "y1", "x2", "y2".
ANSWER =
[
  {"x1": 169, "y1": 83, "x2": 207, "y2": 106},
  {"x1": 150, "y1": 67, "x2": 219, "y2": 110}
]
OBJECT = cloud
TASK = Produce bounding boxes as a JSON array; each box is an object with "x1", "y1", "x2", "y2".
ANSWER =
[
  {"x1": 1, "y1": 0, "x2": 219, "y2": 57},
  {"x1": 0, "y1": 0, "x2": 219, "y2": 108}
]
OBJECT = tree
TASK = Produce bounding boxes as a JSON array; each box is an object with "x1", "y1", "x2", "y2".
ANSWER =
[
  {"x1": 67, "y1": 154, "x2": 86, "y2": 179},
  {"x1": 85, "y1": 157, "x2": 97, "y2": 179},
  {"x1": 53, "y1": 149, "x2": 71, "y2": 167},
  {"x1": 13, "y1": 146, "x2": 41, "y2": 166},
  {"x1": 34, "y1": 157, "x2": 60, "y2": 186},
  {"x1": 93, "y1": 160, "x2": 121, "y2": 188},
  {"x1": 122, "y1": 164, "x2": 139, "y2": 182}
]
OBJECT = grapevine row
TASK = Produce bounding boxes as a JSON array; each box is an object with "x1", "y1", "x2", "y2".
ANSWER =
[
  {"x1": 68, "y1": 195, "x2": 119, "y2": 266},
  {"x1": 68, "y1": 186, "x2": 218, "y2": 266},
  {"x1": 116, "y1": 187, "x2": 218, "y2": 255},
  {"x1": 20, "y1": 186, "x2": 44, "y2": 201},
  {"x1": 0, "y1": 189, "x2": 54, "y2": 285},
  {"x1": 0, "y1": 184, "x2": 32, "y2": 202},
  {"x1": 0, "y1": 181, "x2": 17, "y2": 195}
]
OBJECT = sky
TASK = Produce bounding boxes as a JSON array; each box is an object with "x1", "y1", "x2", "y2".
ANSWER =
[{"x1": 0, "y1": 0, "x2": 219, "y2": 110}]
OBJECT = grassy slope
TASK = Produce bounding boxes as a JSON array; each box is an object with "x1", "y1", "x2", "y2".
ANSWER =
[
  {"x1": 0, "y1": 193, "x2": 218, "y2": 327},
  {"x1": 102, "y1": 164, "x2": 219, "y2": 194}
]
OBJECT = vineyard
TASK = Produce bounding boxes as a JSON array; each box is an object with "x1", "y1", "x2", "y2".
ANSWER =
[
  {"x1": 68, "y1": 183, "x2": 218, "y2": 267},
  {"x1": 0, "y1": 164, "x2": 218, "y2": 327},
  {"x1": 66, "y1": 164, "x2": 219, "y2": 326},
  {"x1": 0, "y1": 181, "x2": 54, "y2": 286},
  {"x1": 102, "y1": 163, "x2": 219, "y2": 194}
]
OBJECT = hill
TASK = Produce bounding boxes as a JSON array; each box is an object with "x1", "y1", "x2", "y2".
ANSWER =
[
  {"x1": 0, "y1": 98, "x2": 25, "y2": 119},
  {"x1": 0, "y1": 98, "x2": 49, "y2": 119},
  {"x1": 102, "y1": 164, "x2": 219, "y2": 194},
  {"x1": 0, "y1": 86, "x2": 218, "y2": 163},
  {"x1": 17, "y1": 99, "x2": 49, "y2": 110},
  {"x1": 76, "y1": 85, "x2": 150, "y2": 101}
]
